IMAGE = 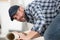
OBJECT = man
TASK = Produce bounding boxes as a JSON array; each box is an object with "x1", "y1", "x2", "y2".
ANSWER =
[{"x1": 8, "y1": 0, "x2": 60, "y2": 40}]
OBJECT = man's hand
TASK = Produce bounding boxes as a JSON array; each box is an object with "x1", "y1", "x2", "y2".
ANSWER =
[
  {"x1": 12, "y1": 31, "x2": 31, "y2": 40},
  {"x1": 17, "y1": 32, "x2": 31, "y2": 40},
  {"x1": 17, "y1": 30, "x2": 40, "y2": 40}
]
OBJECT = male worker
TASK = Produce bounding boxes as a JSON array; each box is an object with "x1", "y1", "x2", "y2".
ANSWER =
[{"x1": 8, "y1": 0, "x2": 60, "y2": 40}]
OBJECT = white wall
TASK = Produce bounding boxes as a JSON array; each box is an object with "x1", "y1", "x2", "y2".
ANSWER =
[
  {"x1": 0, "y1": 2, "x2": 10, "y2": 37},
  {"x1": 0, "y1": 15, "x2": 1, "y2": 24},
  {"x1": 0, "y1": 1, "x2": 23, "y2": 37},
  {"x1": 24, "y1": 0, "x2": 34, "y2": 7}
]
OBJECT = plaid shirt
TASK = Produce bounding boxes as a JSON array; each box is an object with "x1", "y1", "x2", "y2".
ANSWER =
[{"x1": 25, "y1": 0, "x2": 60, "y2": 36}]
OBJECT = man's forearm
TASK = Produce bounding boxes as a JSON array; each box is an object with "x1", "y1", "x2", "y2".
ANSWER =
[{"x1": 26, "y1": 30, "x2": 41, "y2": 39}]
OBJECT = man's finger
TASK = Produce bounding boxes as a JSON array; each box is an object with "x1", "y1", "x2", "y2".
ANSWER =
[{"x1": 17, "y1": 38, "x2": 23, "y2": 40}]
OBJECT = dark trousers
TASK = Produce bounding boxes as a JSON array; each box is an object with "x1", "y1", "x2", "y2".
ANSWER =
[{"x1": 44, "y1": 13, "x2": 60, "y2": 40}]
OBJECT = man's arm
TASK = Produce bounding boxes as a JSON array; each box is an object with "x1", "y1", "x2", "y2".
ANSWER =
[
  {"x1": 26, "y1": 30, "x2": 40, "y2": 39},
  {"x1": 17, "y1": 30, "x2": 41, "y2": 40}
]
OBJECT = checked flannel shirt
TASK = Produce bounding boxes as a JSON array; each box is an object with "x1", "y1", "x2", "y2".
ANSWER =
[{"x1": 25, "y1": 0, "x2": 60, "y2": 36}]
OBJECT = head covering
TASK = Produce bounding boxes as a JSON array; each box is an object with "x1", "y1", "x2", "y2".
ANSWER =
[{"x1": 9, "y1": 5, "x2": 20, "y2": 21}]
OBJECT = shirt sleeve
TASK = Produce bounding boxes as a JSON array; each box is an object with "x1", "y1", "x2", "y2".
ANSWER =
[{"x1": 31, "y1": 16, "x2": 46, "y2": 36}]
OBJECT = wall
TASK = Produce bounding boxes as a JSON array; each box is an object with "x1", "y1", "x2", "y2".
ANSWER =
[
  {"x1": 0, "y1": 0, "x2": 23, "y2": 37},
  {"x1": 0, "y1": 1, "x2": 10, "y2": 37},
  {"x1": 0, "y1": 15, "x2": 1, "y2": 24}
]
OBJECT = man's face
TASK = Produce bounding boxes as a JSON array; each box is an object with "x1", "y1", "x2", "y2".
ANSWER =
[{"x1": 13, "y1": 6, "x2": 26, "y2": 22}]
